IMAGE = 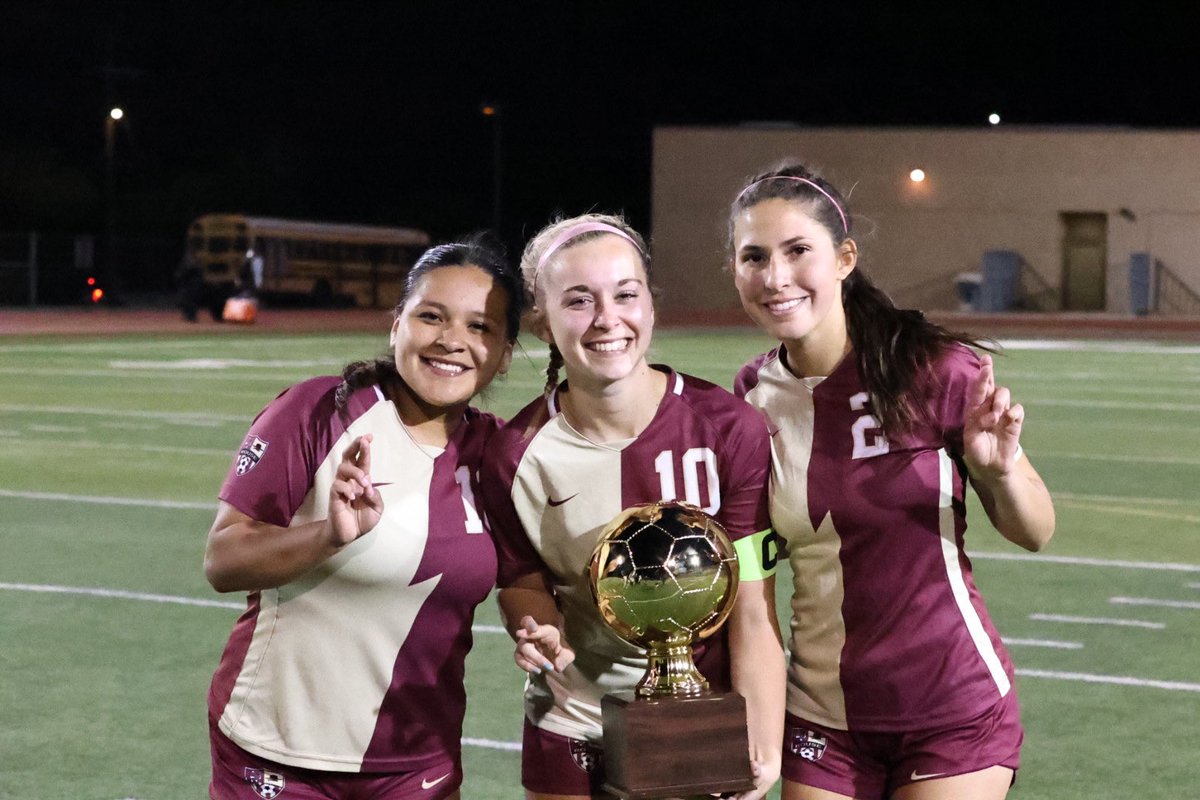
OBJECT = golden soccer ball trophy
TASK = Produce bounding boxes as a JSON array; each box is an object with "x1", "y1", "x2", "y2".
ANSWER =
[{"x1": 588, "y1": 501, "x2": 753, "y2": 799}]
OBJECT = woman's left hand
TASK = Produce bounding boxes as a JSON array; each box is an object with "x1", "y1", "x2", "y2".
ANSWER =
[{"x1": 963, "y1": 354, "x2": 1024, "y2": 480}]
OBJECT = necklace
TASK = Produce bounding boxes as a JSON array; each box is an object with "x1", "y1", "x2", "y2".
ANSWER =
[
  {"x1": 555, "y1": 407, "x2": 632, "y2": 452},
  {"x1": 376, "y1": 384, "x2": 446, "y2": 460}
]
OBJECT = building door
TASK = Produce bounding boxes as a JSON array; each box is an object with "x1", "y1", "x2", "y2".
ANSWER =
[{"x1": 1060, "y1": 212, "x2": 1107, "y2": 311}]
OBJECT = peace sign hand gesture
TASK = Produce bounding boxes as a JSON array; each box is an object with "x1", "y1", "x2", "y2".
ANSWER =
[
  {"x1": 962, "y1": 355, "x2": 1024, "y2": 481},
  {"x1": 328, "y1": 434, "x2": 384, "y2": 546}
]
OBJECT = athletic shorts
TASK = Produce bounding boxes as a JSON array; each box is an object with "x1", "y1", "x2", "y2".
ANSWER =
[
  {"x1": 209, "y1": 717, "x2": 461, "y2": 800},
  {"x1": 781, "y1": 689, "x2": 1022, "y2": 798},
  {"x1": 520, "y1": 718, "x2": 609, "y2": 797}
]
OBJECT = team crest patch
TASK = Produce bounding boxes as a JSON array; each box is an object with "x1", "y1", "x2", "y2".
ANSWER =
[
  {"x1": 569, "y1": 738, "x2": 603, "y2": 773},
  {"x1": 235, "y1": 435, "x2": 269, "y2": 476},
  {"x1": 243, "y1": 767, "x2": 285, "y2": 798},
  {"x1": 788, "y1": 728, "x2": 828, "y2": 762}
]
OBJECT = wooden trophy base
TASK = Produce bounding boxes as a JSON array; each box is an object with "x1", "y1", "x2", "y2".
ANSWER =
[{"x1": 600, "y1": 690, "x2": 753, "y2": 799}]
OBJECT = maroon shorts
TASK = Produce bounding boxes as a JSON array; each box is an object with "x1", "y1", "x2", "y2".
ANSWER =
[
  {"x1": 781, "y1": 689, "x2": 1023, "y2": 798},
  {"x1": 520, "y1": 718, "x2": 608, "y2": 797},
  {"x1": 209, "y1": 718, "x2": 461, "y2": 800}
]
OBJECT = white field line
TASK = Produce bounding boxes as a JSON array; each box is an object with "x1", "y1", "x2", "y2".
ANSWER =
[
  {"x1": 0, "y1": 583, "x2": 243, "y2": 609},
  {"x1": 6, "y1": 437, "x2": 232, "y2": 458},
  {"x1": 1039, "y1": 451, "x2": 1200, "y2": 467},
  {"x1": 108, "y1": 358, "x2": 342, "y2": 370},
  {"x1": 1037, "y1": 419, "x2": 1200, "y2": 435},
  {"x1": 1029, "y1": 613, "x2": 1166, "y2": 630},
  {"x1": 8, "y1": 483, "x2": 1199, "y2": 571},
  {"x1": 970, "y1": 552, "x2": 1200, "y2": 573},
  {"x1": 1187, "y1": 582, "x2": 1200, "y2": 590},
  {"x1": 28, "y1": 424, "x2": 86, "y2": 434},
  {"x1": 1030, "y1": 398, "x2": 1200, "y2": 412},
  {"x1": 0, "y1": 404, "x2": 246, "y2": 423},
  {"x1": 0, "y1": 489, "x2": 215, "y2": 510},
  {"x1": 1054, "y1": 498, "x2": 1200, "y2": 525},
  {"x1": 0, "y1": 336, "x2": 381, "y2": 355},
  {"x1": 8, "y1": 487, "x2": 1200, "y2": 573},
  {"x1": 0, "y1": 583, "x2": 512, "y2": 638},
  {"x1": 1001, "y1": 637, "x2": 1083, "y2": 649},
  {"x1": 995, "y1": 339, "x2": 1200, "y2": 354},
  {"x1": 1015, "y1": 668, "x2": 1200, "y2": 693},
  {"x1": 4, "y1": 584, "x2": 1194, "y2": 699},
  {"x1": 0, "y1": 367, "x2": 325, "y2": 382},
  {"x1": 1053, "y1": 492, "x2": 1195, "y2": 507},
  {"x1": 461, "y1": 737, "x2": 523, "y2": 752},
  {"x1": 1004, "y1": 370, "x2": 1200, "y2": 383},
  {"x1": 1110, "y1": 596, "x2": 1200, "y2": 610}
]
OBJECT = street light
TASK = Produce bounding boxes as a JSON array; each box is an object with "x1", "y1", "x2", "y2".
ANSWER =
[
  {"x1": 480, "y1": 102, "x2": 502, "y2": 235},
  {"x1": 104, "y1": 106, "x2": 124, "y2": 291}
]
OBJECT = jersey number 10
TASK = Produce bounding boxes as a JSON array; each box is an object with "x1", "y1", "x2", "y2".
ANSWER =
[{"x1": 653, "y1": 447, "x2": 721, "y2": 514}]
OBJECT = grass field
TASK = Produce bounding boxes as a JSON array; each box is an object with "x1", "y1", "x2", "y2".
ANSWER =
[{"x1": 2, "y1": 327, "x2": 1198, "y2": 799}]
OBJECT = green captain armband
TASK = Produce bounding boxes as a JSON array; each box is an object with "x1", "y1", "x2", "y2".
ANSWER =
[{"x1": 733, "y1": 528, "x2": 781, "y2": 581}]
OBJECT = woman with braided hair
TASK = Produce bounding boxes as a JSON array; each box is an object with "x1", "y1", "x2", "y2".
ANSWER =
[
  {"x1": 480, "y1": 213, "x2": 786, "y2": 799},
  {"x1": 203, "y1": 236, "x2": 524, "y2": 800},
  {"x1": 728, "y1": 163, "x2": 1055, "y2": 800}
]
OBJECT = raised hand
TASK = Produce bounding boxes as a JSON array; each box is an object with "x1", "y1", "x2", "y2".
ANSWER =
[
  {"x1": 514, "y1": 615, "x2": 576, "y2": 675},
  {"x1": 328, "y1": 434, "x2": 384, "y2": 546},
  {"x1": 963, "y1": 355, "x2": 1024, "y2": 480}
]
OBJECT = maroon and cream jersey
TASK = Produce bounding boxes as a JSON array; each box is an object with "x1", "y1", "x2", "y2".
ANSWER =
[
  {"x1": 481, "y1": 367, "x2": 773, "y2": 742},
  {"x1": 735, "y1": 344, "x2": 1016, "y2": 732},
  {"x1": 208, "y1": 376, "x2": 498, "y2": 772}
]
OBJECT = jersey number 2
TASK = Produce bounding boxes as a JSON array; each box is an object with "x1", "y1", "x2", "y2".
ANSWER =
[
  {"x1": 850, "y1": 392, "x2": 889, "y2": 459},
  {"x1": 654, "y1": 448, "x2": 720, "y2": 514}
]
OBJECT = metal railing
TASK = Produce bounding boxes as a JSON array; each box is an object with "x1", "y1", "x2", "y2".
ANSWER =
[
  {"x1": 1154, "y1": 260, "x2": 1200, "y2": 316},
  {"x1": 1015, "y1": 256, "x2": 1059, "y2": 311}
]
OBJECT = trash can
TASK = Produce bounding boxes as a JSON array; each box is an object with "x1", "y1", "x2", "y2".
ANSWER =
[
  {"x1": 980, "y1": 250, "x2": 1021, "y2": 312},
  {"x1": 1129, "y1": 252, "x2": 1151, "y2": 316}
]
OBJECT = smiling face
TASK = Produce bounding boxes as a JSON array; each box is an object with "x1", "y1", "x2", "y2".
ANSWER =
[
  {"x1": 389, "y1": 264, "x2": 513, "y2": 423},
  {"x1": 731, "y1": 197, "x2": 857, "y2": 359},
  {"x1": 537, "y1": 234, "x2": 655, "y2": 391}
]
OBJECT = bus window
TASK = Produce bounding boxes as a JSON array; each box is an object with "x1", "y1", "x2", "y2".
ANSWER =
[{"x1": 209, "y1": 237, "x2": 234, "y2": 254}]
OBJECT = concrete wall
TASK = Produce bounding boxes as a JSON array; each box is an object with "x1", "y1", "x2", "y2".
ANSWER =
[{"x1": 651, "y1": 126, "x2": 1200, "y2": 314}]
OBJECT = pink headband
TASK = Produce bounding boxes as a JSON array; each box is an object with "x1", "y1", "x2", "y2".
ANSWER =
[
  {"x1": 535, "y1": 221, "x2": 643, "y2": 272},
  {"x1": 736, "y1": 176, "x2": 849, "y2": 234}
]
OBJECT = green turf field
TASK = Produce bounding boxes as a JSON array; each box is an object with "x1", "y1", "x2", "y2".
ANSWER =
[{"x1": 1, "y1": 328, "x2": 1198, "y2": 799}]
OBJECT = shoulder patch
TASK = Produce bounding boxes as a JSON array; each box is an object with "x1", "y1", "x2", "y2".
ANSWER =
[{"x1": 235, "y1": 435, "x2": 269, "y2": 476}]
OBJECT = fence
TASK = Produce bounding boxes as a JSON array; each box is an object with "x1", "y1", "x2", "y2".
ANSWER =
[{"x1": 0, "y1": 232, "x2": 180, "y2": 306}]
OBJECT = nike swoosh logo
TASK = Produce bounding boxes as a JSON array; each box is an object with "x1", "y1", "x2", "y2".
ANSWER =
[
  {"x1": 910, "y1": 770, "x2": 946, "y2": 781},
  {"x1": 421, "y1": 773, "x2": 451, "y2": 790},
  {"x1": 547, "y1": 493, "x2": 578, "y2": 507}
]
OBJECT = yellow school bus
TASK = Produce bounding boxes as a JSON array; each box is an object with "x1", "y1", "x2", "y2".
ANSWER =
[{"x1": 182, "y1": 214, "x2": 431, "y2": 312}]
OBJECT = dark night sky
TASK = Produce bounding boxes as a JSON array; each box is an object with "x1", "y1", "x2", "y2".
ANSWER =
[{"x1": 2, "y1": 1, "x2": 1196, "y2": 257}]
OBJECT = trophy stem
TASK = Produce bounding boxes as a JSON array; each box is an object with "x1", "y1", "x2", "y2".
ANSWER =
[{"x1": 636, "y1": 641, "x2": 709, "y2": 697}]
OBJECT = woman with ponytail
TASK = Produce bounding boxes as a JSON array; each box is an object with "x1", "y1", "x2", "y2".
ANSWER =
[
  {"x1": 729, "y1": 164, "x2": 1055, "y2": 800},
  {"x1": 203, "y1": 237, "x2": 523, "y2": 800},
  {"x1": 481, "y1": 213, "x2": 786, "y2": 799}
]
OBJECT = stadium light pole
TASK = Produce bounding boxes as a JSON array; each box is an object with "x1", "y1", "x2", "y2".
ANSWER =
[
  {"x1": 104, "y1": 106, "x2": 124, "y2": 291},
  {"x1": 481, "y1": 102, "x2": 503, "y2": 235}
]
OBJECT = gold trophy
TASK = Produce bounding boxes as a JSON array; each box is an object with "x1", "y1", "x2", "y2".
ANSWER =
[{"x1": 588, "y1": 501, "x2": 754, "y2": 799}]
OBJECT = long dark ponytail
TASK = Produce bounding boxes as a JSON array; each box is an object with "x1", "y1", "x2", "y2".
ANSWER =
[{"x1": 731, "y1": 163, "x2": 992, "y2": 435}]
